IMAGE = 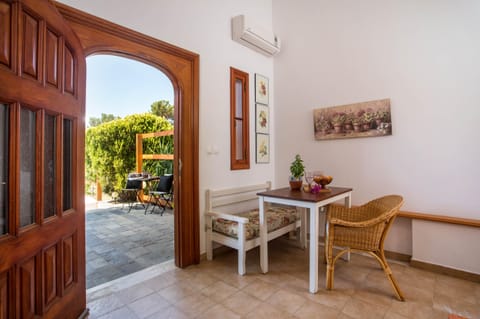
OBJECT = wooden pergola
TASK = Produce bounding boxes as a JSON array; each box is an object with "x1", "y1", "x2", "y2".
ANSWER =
[{"x1": 135, "y1": 129, "x2": 174, "y2": 173}]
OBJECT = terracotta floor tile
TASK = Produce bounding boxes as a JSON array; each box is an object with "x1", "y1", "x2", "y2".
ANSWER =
[
  {"x1": 221, "y1": 290, "x2": 262, "y2": 316},
  {"x1": 292, "y1": 299, "x2": 339, "y2": 319},
  {"x1": 242, "y1": 278, "x2": 281, "y2": 301},
  {"x1": 86, "y1": 238, "x2": 480, "y2": 319},
  {"x1": 341, "y1": 297, "x2": 388, "y2": 319},
  {"x1": 127, "y1": 292, "x2": 170, "y2": 318},
  {"x1": 266, "y1": 289, "x2": 307, "y2": 314}
]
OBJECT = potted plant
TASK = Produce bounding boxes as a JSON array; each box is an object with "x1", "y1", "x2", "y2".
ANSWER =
[
  {"x1": 289, "y1": 154, "x2": 305, "y2": 191},
  {"x1": 362, "y1": 108, "x2": 374, "y2": 131},
  {"x1": 330, "y1": 112, "x2": 346, "y2": 133},
  {"x1": 352, "y1": 117, "x2": 363, "y2": 132},
  {"x1": 316, "y1": 118, "x2": 331, "y2": 134},
  {"x1": 344, "y1": 112, "x2": 354, "y2": 131}
]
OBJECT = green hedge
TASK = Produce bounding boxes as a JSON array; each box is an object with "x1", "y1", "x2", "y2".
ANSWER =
[{"x1": 86, "y1": 113, "x2": 173, "y2": 194}]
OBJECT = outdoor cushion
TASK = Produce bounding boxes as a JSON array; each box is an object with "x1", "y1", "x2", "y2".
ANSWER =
[
  {"x1": 155, "y1": 174, "x2": 173, "y2": 192},
  {"x1": 212, "y1": 206, "x2": 299, "y2": 240}
]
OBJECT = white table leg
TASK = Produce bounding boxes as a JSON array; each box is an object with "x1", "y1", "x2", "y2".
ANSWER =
[
  {"x1": 309, "y1": 204, "x2": 319, "y2": 293},
  {"x1": 259, "y1": 196, "x2": 268, "y2": 273},
  {"x1": 345, "y1": 194, "x2": 351, "y2": 208},
  {"x1": 342, "y1": 194, "x2": 352, "y2": 262}
]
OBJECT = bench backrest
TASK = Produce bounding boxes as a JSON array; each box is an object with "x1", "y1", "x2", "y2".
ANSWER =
[{"x1": 206, "y1": 181, "x2": 271, "y2": 214}]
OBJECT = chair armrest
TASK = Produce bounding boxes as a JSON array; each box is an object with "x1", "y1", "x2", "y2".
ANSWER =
[
  {"x1": 206, "y1": 211, "x2": 249, "y2": 224},
  {"x1": 329, "y1": 213, "x2": 390, "y2": 228}
]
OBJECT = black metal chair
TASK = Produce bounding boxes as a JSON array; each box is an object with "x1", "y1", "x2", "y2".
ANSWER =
[
  {"x1": 145, "y1": 174, "x2": 173, "y2": 215},
  {"x1": 119, "y1": 173, "x2": 144, "y2": 213}
]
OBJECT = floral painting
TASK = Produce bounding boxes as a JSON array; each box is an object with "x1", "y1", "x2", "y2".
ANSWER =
[
  {"x1": 255, "y1": 74, "x2": 269, "y2": 105},
  {"x1": 256, "y1": 133, "x2": 269, "y2": 163},
  {"x1": 256, "y1": 104, "x2": 269, "y2": 134},
  {"x1": 313, "y1": 98, "x2": 392, "y2": 140}
]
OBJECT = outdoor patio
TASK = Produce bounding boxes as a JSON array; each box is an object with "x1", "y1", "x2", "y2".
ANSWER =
[{"x1": 86, "y1": 200, "x2": 174, "y2": 289}]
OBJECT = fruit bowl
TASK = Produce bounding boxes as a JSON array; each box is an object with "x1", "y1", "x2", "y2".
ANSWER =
[{"x1": 313, "y1": 175, "x2": 333, "y2": 191}]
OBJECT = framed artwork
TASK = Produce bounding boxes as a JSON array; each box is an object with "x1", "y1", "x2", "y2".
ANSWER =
[
  {"x1": 255, "y1": 73, "x2": 269, "y2": 105},
  {"x1": 256, "y1": 133, "x2": 269, "y2": 163},
  {"x1": 255, "y1": 104, "x2": 269, "y2": 134},
  {"x1": 313, "y1": 98, "x2": 392, "y2": 141}
]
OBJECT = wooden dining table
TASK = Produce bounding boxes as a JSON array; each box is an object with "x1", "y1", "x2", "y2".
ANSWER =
[{"x1": 257, "y1": 186, "x2": 353, "y2": 293}]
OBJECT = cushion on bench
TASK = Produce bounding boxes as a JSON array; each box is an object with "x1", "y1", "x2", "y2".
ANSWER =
[{"x1": 212, "y1": 206, "x2": 298, "y2": 240}]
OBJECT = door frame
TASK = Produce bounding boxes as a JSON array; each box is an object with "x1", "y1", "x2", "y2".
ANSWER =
[{"x1": 54, "y1": 3, "x2": 200, "y2": 268}]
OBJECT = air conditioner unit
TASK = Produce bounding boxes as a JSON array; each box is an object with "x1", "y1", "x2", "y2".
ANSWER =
[{"x1": 232, "y1": 15, "x2": 281, "y2": 57}]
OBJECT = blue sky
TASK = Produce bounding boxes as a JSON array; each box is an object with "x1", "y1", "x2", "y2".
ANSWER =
[{"x1": 86, "y1": 55, "x2": 174, "y2": 122}]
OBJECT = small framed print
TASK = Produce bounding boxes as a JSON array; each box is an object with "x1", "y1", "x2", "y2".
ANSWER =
[
  {"x1": 255, "y1": 104, "x2": 269, "y2": 134},
  {"x1": 255, "y1": 73, "x2": 269, "y2": 105},
  {"x1": 256, "y1": 133, "x2": 270, "y2": 163}
]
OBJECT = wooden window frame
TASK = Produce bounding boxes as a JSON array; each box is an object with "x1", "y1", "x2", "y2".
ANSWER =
[{"x1": 230, "y1": 67, "x2": 250, "y2": 170}]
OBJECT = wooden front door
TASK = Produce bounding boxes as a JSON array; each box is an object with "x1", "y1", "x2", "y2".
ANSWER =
[{"x1": 0, "y1": 0, "x2": 87, "y2": 318}]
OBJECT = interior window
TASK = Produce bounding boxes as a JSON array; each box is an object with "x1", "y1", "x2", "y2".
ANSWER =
[
  {"x1": 63, "y1": 118, "x2": 73, "y2": 211},
  {"x1": 20, "y1": 107, "x2": 36, "y2": 227},
  {"x1": 230, "y1": 67, "x2": 250, "y2": 170},
  {"x1": 44, "y1": 114, "x2": 56, "y2": 218},
  {"x1": 0, "y1": 104, "x2": 8, "y2": 234}
]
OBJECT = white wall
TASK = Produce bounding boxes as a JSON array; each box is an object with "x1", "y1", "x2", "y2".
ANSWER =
[
  {"x1": 59, "y1": 0, "x2": 276, "y2": 253},
  {"x1": 273, "y1": 0, "x2": 480, "y2": 273}
]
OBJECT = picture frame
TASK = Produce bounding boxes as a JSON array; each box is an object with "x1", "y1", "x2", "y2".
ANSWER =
[
  {"x1": 256, "y1": 133, "x2": 270, "y2": 163},
  {"x1": 313, "y1": 98, "x2": 392, "y2": 141},
  {"x1": 255, "y1": 73, "x2": 269, "y2": 105},
  {"x1": 255, "y1": 104, "x2": 269, "y2": 134}
]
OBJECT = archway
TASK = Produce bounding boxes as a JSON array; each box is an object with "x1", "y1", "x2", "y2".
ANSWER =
[{"x1": 55, "y1": 3, "x2": 200, "y2": 268}]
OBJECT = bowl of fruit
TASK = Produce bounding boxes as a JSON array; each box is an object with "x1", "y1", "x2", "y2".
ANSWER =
[{"x1": 313, "y1": 175, "x2": 333, "y2": 192}]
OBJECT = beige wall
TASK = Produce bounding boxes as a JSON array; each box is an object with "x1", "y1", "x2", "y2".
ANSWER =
[
  {"x1": 273, "y1": 0, "x2": 480, "y2": 273},
  {"x1": 60, "y1": 0, "x2": 480, "y2": 273},
  {"x1": 59, "y1": 0, "x2": 276, "y2": 253}
]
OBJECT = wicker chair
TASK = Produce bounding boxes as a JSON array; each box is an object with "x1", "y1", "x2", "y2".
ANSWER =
[{"x1": 325, "y1": 195, "x2": 405, "y2": 301}]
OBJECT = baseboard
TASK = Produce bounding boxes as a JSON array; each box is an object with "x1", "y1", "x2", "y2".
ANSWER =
[
  {"x1": 410, "y1": 259, "x2": 480, "y2": 283},
  {"x1": 384, "y1": 250, "x2": 411, "y2": 263},
  {"x1": 200, "y1": 245, "x2": 235, "y2": 261}
]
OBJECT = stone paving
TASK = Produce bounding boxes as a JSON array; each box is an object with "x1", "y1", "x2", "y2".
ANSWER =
[{"x1": 86, "y1": 204, "x2": 174, "y2": 289}]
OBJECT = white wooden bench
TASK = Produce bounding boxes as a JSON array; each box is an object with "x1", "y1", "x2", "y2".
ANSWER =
[{"x1": 205, "y1": 181, "x2": 305, "y2": 275}]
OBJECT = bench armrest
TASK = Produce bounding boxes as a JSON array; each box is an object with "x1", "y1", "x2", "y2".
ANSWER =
[{"x1": 206, "y1": 211, "x2": 249, "y2": 224}]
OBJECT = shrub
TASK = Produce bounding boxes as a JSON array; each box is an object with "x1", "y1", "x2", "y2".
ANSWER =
[{"x1": 86, "y1": 113, "x2": 173, "y2": 194}]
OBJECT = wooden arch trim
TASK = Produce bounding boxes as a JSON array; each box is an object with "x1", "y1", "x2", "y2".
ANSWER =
[{"x1": 54, "y1": 3, "x2": 200, "y2": 268}]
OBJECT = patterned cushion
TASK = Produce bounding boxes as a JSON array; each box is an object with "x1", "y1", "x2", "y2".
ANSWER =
[{"x1": 212, "y1": 206, "x2": 299, "y2": 240}]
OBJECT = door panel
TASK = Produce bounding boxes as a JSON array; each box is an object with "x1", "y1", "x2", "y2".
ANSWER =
[
  {"x1": 0, "y1": 270, "x2": 9, "y2": 319},
  {"x1": 45, "y1": 29, "x2": 59, "y2": 88},
  {"x1": 64, "y1": 47, "x2": 75, "y2": 95},
  {"x1": 62, "y1": 233, "x2": 76, "y2": 290},
  {"x1": 0, "y1": 2, "x2": 11, "y2": 68},
  {"x1": 19, "y1": 257, "x2": 36, "y2": 319},
  {"x1": 0, "y1": 103, "x2": 7, "y2": 235},
  {"x1": 43, "y1": 245, "x2": 57, "y2": 307},
  {"x1": 21, "y1": 10, "x2": 39, "y2": 80},
  {"x1": 0, "y1": 0, "x2": 86, "y2": 318}
]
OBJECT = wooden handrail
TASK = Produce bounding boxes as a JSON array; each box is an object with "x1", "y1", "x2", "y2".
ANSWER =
[
  {"x1": 398, "y1": 210, "x2": 480, "y2": 228},
  {"x1": 136, "y1": 130, "x2": 174, "y2": 172},
  {"x1": 142, "y1": 154, "x2": 174, "y2": 160}
]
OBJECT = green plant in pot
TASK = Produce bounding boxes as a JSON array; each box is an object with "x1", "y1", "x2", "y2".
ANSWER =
[{"x1": 289, "y1": 154, "x2": 305, "y2": 191}]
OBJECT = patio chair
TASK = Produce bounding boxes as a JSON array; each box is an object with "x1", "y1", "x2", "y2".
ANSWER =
[
  {"x1": 325, "y1": 195, "x2": 405, "y2": 301},
  {"x1": 145, "y1": 174, "x2": 173, "y2": 215},
  {"x1": 118, "y1": 173, "x2": 144, "y2": 213}
]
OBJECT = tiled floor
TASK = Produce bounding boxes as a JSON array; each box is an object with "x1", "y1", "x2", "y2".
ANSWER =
[
  {"x1": 86, "y1": 204, "x2": 174, "y2": 289},
  {"x1": 86, "y1": 238, "x2": 480, "y2": 319}
]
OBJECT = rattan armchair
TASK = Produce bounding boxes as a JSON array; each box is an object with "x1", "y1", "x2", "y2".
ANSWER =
[{"x1": 325, "y1": 195, "x2": 405, "y2": 301}]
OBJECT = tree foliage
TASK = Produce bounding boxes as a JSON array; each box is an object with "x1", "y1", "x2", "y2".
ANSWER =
[
  {"x1": 150, "y1": 100, "x2": 174, "y2": 121},
  {"x1": 86, "y1": 113, "x2": 173, "y2": 194},
  {"x1": 88, "y1": 113, "x2": 120, "y2": 127}
]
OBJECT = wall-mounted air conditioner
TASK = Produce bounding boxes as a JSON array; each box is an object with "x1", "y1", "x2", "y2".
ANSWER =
[{"x1": 232, "y1": 15, "x2": 281, "y2": 57}]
